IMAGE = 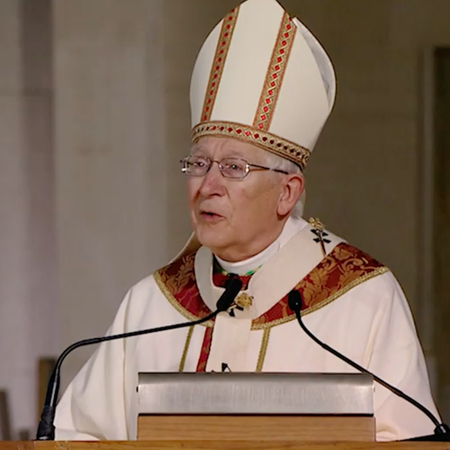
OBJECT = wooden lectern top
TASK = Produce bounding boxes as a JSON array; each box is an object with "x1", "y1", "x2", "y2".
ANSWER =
[{"x1": 0, "y1": 441, "x2": 449, "y2": 450}]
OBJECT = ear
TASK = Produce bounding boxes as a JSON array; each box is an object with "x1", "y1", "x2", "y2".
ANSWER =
[{"x1": 277, "y1": 173, "x2": 304, "y2": 217}]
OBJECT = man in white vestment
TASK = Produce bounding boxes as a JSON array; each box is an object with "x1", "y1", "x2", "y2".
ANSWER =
[{"x1": 54, "y1": 0, "x2": 441, "y2": 442}]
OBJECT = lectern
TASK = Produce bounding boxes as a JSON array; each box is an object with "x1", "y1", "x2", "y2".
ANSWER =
[
  {"x1": 137, "y1": 372, "x2": 375, "y2": 442},
  {"x1": 2, "y1": 372, "x2": 449, "y2": 449}
]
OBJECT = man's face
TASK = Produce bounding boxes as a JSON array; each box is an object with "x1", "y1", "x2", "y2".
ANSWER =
[{"x1": 187, "y1": 136, "x2": 292, "y2": 262}]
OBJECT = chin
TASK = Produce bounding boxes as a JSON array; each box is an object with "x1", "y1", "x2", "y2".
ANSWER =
[{"x1": 195, "y1": 227, "x2": 230, "y2": 253}]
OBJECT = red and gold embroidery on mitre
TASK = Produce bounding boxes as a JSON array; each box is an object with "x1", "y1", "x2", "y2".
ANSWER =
[{"x1": 189, "y1": 0, "x2": 336, "y2": 171}]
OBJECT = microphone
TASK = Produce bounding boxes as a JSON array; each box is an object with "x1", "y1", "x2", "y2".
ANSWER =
[
  {"x1": 36, "y1": 277, "x2": 242, "y2": 441},
  {"x1": 287, "y1": 289, "x2": 450, "y2": 441}
]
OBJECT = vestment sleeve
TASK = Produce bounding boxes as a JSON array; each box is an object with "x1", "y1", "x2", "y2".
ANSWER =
[
  {"x1": 366, "y1": 272, "x2": 440, "y2": 441},
  {"x1": 54, "y1": 287, "x2": 134, "y2": 440}
]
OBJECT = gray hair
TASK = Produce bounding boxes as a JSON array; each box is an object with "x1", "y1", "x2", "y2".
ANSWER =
[{"x1": 262, "y1": 150, "x2": 305, "y2": 219}]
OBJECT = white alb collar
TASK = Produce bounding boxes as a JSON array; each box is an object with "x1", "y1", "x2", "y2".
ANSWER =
[{"x1": 215, "y1": 217, "x2": 304, "y2": 275}]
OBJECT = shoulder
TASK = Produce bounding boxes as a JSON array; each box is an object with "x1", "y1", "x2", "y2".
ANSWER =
[
  {"x1": 339, "y1": 243, "x2": 400, "y2": 298},
  {"x1": 154, "y1": 251, "x2": 196, "y2": 281},
  {"x1": 329, "y1": 242, "x2": 384, "y2": 267},
  {"x1": 311, "y1": 241, "x2": 388, "y2": 295},
  {"x1": 114, "y1": 274, "x2": 160, "y2": 324},
  {"x1": 321, "y1": 240, "x2": 409, "y2": 312},
  {"x1": 331, "y1": 242, "x2": 402, "y2": 295},
  {"x1": 117, "y1": 251, "x2": 199, "y2": 327},
  {"x1": 328, "y1": 244, "x2": 412, "y2": 325},
  {"x1": 126, "y1": 272, "x2": 158, "y2": 298},
  {"x1": 318, "y1": 244, "x2": 417, "y2": 343},
  {"x1": 125, "y1": 251, "x2": 197, "y2": 299}
]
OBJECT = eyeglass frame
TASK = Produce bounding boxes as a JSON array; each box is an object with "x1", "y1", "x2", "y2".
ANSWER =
[{"x1": 180, "y1": 155, "x2": 289, "y2": 180}]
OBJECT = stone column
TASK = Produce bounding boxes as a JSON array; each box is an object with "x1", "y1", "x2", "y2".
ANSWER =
[
  {"x1": 53, "y1": 0, "x2": 168, "y2": 386},
  {"x1": 0, "y1": 0, "x2": 55, "y2": 435}
]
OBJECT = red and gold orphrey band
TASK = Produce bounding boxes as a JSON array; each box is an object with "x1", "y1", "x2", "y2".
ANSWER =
[
  {"x1": 154, "y1": 243, "x2": 388, "y2": 331},
  {"x1": 192, "y1": 121, "x2": 311, "y2": 170},
  {"x1": 200, "y1": 7, "x2": 239, "y2": 122},
  {"x1": 155, "y1": 243, "x2": 387, "y2": 371},
  {"x1": 196, "y1": 327, "x2": 214, "y2": 372},
  {"x1": 253, "y1": 13, "x2": 295, "y2": 131}
]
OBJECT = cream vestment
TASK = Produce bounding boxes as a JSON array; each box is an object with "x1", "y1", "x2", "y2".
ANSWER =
[{"x1": 55, "y1": 218, "x2": 439, "y2": 442}]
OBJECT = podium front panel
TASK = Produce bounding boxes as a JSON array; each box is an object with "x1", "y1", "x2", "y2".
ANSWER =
[{"x1": 138, "y1": 372, "x2": 374, "y2": 415}]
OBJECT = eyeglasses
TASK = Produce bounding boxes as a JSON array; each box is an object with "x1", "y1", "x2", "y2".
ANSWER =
[{"x1": 180, "y1": 155, "x2": 289, "y2": 180}]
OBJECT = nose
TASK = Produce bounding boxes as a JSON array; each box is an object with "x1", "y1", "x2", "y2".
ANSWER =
[{"x1": 198, "y1": 161, "x2": 225, "y2": 197}]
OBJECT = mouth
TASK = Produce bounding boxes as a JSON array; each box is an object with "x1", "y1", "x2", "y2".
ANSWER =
[{"x1": 199, "y1": 210, "x2": 224, "y2": 223}]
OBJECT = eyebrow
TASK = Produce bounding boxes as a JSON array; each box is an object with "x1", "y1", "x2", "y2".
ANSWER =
[{"x1": 190, "y1": 145, "x2": 203, "y2": 155}]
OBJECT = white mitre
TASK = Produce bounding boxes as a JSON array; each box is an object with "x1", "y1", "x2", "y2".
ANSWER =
[
  {"x1": 176, "y1": 0, "x2": 337, "y2": 260},
  {"x1": 190, "y1": 0, "x2": 336, "y2": 171}
]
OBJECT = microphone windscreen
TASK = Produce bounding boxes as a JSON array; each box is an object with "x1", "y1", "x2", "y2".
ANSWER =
[
  {"x1": 288, "y1": 290, "x2": 302, "y2": 313},
  {"x1": 216, "y1": 277, "x2": 242, "y2": 312}
]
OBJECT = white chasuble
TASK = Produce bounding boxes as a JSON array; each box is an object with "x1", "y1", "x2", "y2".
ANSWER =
[{"x1": 54, "y1": 219, "x2": 440, "y2": 442}]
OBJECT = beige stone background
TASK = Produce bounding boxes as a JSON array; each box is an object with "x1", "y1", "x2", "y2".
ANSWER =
[{"x1": 1, "y1": 0, "x2": 450, "y2": 438}]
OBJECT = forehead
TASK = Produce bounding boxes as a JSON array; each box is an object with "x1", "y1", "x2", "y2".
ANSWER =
[{"x1": 191, "y1": 136, "x2": 266, "y2": 160}]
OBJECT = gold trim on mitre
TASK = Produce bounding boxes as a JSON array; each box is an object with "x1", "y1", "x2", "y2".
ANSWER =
[
  {"x1": 192, "y1": 120, "x2": 311, "y2": 171},
  {"x1": 253, "y1": 12, "x2": 295, "y2": 132},
  {"x1": 190, "y1": 0, "x2": 336, "y2": 172},
  {"x1": 200, "y1": 7, "x2": 240, "y2": 122}
]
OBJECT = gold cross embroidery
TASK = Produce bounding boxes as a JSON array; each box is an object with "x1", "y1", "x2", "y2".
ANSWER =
[{"x1": 309, "y1": 217, "x2": 328, "y2": 258}]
